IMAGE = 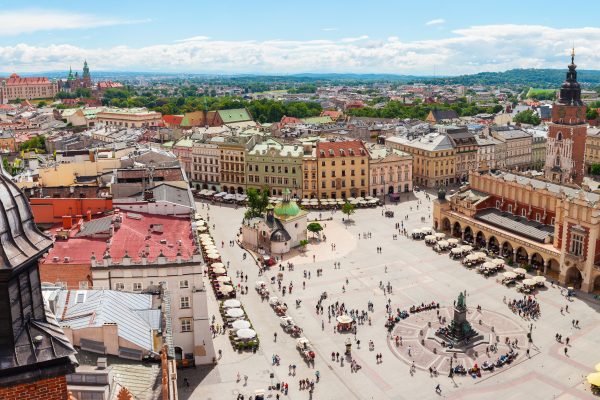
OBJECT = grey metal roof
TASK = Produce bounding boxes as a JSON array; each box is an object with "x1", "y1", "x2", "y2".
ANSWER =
[
  {"x1": 475, "y1": 208, "x2": 554, "y2": 243},
  {"x1": 51, "y1": 289, "x2": 157, "y2": 351},
  {"x1": 75, "y1": 216, "x2": 113, "y2": 237},
  {"x1": 151, "y1": 183, "x2": 193, "y2": 208}
]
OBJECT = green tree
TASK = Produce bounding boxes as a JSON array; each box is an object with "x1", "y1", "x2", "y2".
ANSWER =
[
  {"x1": 246, "y1": 186, "x2": 270, "y2": 218},
  {"x1": 513, "y1": 109, "x2": 541, "y2": 126},
  {"x1": 299, "y1": 239, "x2": 309, "y2": 251},
  {"x1": 307, "y1": 222, "x2": 323, "y2": 238},
  {"x1": 591, "y1": 164, "x2": 600, "y2": 175},
  {"x1": 587, "y1": 108, "x2": 599, "y2": 120},
  {"x1": 341, "y1": 202, "x2": 356, "y2": 221},
  {"x1": 19, "y1": 136, "x2": 46, "y2": 152}
]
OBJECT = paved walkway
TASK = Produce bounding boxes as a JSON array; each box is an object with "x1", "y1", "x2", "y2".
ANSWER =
[{"x1": 179, "y1": 194, "x2": 600, "y2": 400}]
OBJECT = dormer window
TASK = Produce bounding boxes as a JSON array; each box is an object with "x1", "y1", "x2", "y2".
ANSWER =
[
  {"x1": 329, "y1": 149, "x2": 334, "y2": 156},
  {"x1": 340, "y1": 149, "x2": 345, "y2": 156},
  {"x1": 320, "y1": 150, "x2": 325, "y2": 157}
]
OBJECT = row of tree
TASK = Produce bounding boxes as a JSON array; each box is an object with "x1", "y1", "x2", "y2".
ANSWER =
[{"x1": 347, "y1": 99, "x2": 503, "y2": 120}]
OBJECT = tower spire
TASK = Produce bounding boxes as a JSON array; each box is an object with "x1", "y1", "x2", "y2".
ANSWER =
[{"x1": 571, "y1": 45, "x2": 575, "y2": 65}]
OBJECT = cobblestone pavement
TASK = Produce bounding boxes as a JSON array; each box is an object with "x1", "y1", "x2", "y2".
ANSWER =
[{"x1": 179, "y1": 191, "x2": 600, "y2": 400}]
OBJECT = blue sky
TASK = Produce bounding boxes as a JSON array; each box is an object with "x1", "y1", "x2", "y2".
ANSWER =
[{"x1": 1, "y1": 0, "x2": 600, "y2": 74}]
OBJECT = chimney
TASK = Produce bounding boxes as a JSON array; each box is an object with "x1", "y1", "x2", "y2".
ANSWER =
[
  {"x1": 62, "y1": 215, "x2": 73, "y2": 229},
  {"x1": 86, "y1": 209, "x2": 92, "y2": 221}
]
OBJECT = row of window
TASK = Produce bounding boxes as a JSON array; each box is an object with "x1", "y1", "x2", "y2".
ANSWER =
[
  {"x1": 321, "y1": 169, "x2": 365, "y2": 178},
  {"x1": 114, "y1": 279, "x2": 190, "y2": 291},
  {"x1": 321, "y1": 179, "x2": 365, "y2": 188},
  {"x1": 320, "y1": 159, "x2": 365, "y2": 167},
  {"x1": 247, "y1": 164, "x2": 298, "y2": 174},
  {"x1": 248, "y1": 175, "x2": 298, "y2": 186},
  {"x1": 371, "y1": 173, "x2": 410, "y2": 184}
]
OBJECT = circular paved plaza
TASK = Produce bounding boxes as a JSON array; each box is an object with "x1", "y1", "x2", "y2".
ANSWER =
[
  {"x1": 388, "y1": 306, "x2": 529, "y2": 375},
  {"x1": 181, "y1": 192, "x2": 600, "y2": 400}
]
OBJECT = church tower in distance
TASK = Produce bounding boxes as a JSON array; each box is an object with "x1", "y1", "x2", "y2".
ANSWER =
[{"x1": 544, "y1": 49, "x2": 587, "y2": 185}]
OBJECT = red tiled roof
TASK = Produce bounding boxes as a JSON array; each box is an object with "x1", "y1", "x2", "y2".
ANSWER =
[
  {"x1": 316, "y1": 140, "x2": 367, "y2": 158},
  {"x1": 321, "y1": 110, "x2": 341, "y2": 119},
  {"x1": 43, "y1": 212, "x2": 196, "y2": 265},
  {"x1": 1, "y1": 74, "x2": 51, "y2": 86},
  {"x1": 163, "y1": 115, "x2": 184, "y2": 126},
  {"x1": 97, "y1": 81, "x2": 124, "y2": 89}
]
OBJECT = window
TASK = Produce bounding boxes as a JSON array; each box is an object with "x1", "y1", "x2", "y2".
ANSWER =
[
  {"x1": 181, "y1": 318, "x2": 192, "y2": 332},
  {"x1": 180, "y1": 296, "x2": 190, "y2": 309},
  {"x1": 508, "y1": 204, "x2": 513, "y2": 213},
  {"x1": 535, "y1": 213, "x2": 541, "y2": 222},
  {"x1": 180, "y1": 280, "x2": 189, "y2": 289},
  {"x1": 133, "y1": 282, "x2": 142, "y2": 291},
  {"x1": 570, "y1": 232, "x2": 584, "y2": 257},
  {"x1": 115, "y1": 282, "x2": 124, "y2": 291}
]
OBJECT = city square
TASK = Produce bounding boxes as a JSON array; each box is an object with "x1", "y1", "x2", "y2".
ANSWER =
[{"x1": 184, "y1": 192, "x2": 600, "y2": 400}]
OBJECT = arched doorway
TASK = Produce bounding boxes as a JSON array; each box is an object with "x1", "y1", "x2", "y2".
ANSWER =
[
  {"x1": 475, "y1": 231, "x2": 486, "y2": 249},
  {"x1": 488, "y1": 236, "x2": 499, "y2": 253},
  {"x1": 222, "y1": 186, "x2": 228, "y2": 193},
  {"x1": 502, "y1": 241, "x2": 514, "y2": 260},
  {"x1": 452, "y1": 221, "x2": 462, "y2": 238},
  {"x1": 230, "y1": 187, "x2": 236, "y2": 194},
  {"x1": 202, "y1": 183, "x2": 208, "y2": 189},
  {"x1": 237, "y1": 187, "x2": 244, "y2": 194},
  {"x1": 546, "y1": 258, "x2": 560, "y2": 280},
  {"x1": 463, "y1": 226, "x2": 473, "y2": 243},
  {"x1": 530, "y1": 253, "x2": 544, "y2": 271},
  {"x1": 565, "y1": 266, "x2": 583, "y2": 289},
  {"x1": 515, "y1": 247, "x2": 528, "y2": 265},
  {"x1": 174, "y1": 346, "x2": 183, "y2": 362},
  {"x1": 442, "y1": 218, "x2": 451, "y2": 233},
  {"x1": 388, "y1": 186, "x2": 394, "y2": 194}
]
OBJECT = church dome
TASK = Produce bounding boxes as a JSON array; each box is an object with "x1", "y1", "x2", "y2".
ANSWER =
[{"x1": 273, "y1": 188, "x2": 300, "y2": 218}]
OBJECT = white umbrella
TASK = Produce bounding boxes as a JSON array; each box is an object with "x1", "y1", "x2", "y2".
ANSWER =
[
  {"x1": 269, "y1": 296, "x2": 279, "y2": 305},
  {"x1": 365, "y1": 196, "x2": 374, "y2": 200},
  {"x1": 226, "y1": 308, "x2": 245, "y2": 318},
  {"x1": 237, "y1": 328, "x2": 257, "y2": 340},
  {"x1": 492, "y1": 258, "x2": 505, "y2": 266},
  {"x1": 412, "y1": 229, "x2": 422, "y2": 235},
  {"x1": 435, "y1": 233, "x2": 446, "y2": 240},
  {"x1": 336, "y1": 199, "x2": 345, "y2": 204},
  {"x1": 533, "y1": 276, "x2": 546, "y2": 283},
  {"x1": 223, "y1": 299, "x2": 241, "y2": 308},
  {"x1": 438, "y1": 240, "x2": 449, "y2": 248},
  {"x1": 447, "y1": 238, "x2": 459, "y2": 244},
  {"x1": 368, "y1": 199, "x2": 378, "y2": 204},
  {"x1": 503, "y1": 271, "x2": 517, "y2": 279},
  {"x1": 255, "y1": 281, "x2": 265, "y2": 289},
  {"x1": 196, "y1": 220, "x2": 206, "y2": 226},
  {"x1": 461, "y1": 245, "x2": 473, "y2": 252},
  {"x1": 474, "y1": 252, "x2": 486, "y2": 259},
  {"x1": 211, "y1": 262, "x2": 224, "y2": 269},
  {"x1": 336, "y1": 315, "x2": 353, "y2": 324},
  {"x1": 232, "y1": 320, "x2": 251, "y2": 330},
  {"x1": 219, "y1": 285, "x2": 234, "y2": 294},
  {"x1": 212, "y1": 267, "x2": 227, "y2": 274},
  {"x1": 425, "y1": 235, "x2": 436, "y2": 241},
  {"x1": 466, "y1": 254, "x2": 479, "y2": 261},
  {"x1": 422, "y1": 227, "x2": 432, "y2": 233},
  {"x1": 207, "y1": 253, "x2": 221, "y2": 259},
  {"x1": 482, "y1": 261, "x2": 495, "y2": 269},
  {"x1": 513, "y1": 268, "x2": 527, "y2": 275},
  {"x1": 197, "y1": 226, "x2": 207, "y2": 232},
  {"x1": 356, "y1": 197, "x2": 364, "y2": 201},
  {"x1": 451, "y1": 248, "x2": 462, "y2": 254},
  {"x1": 347, "y1": 197, "x2": 355, "y2": 202},
  {"x1": 204, "y1": 244, "x2": 217, "y2": 251},
  {"x1": 216, "y1": 275, "x2": 231, "y2": 283},
  {"x1": 199, "y1": 233, "x2": 212, "y2": 239},
  {"x1": 523, "y1": 279, "x2": 537, "y2": 286}
]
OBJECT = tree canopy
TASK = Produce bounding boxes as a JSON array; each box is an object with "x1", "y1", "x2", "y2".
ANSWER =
[
  {"x1": 346, "y1": 99, "x2": 503, "y2": 120},
  {"x1": 307, "y1": 222, "x2": 323, "y2": 237},
  {"x1": 341, "y1": 202, "x2": 356, "y2": 220},
  {"x1": 513, "y1": 109, "x2": 541, "y2": 126},
  {"x1": 245, "y1": 186, "x2": 270, "y2": 219}
]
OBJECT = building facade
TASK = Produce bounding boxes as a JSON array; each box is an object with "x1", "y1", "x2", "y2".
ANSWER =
[
  {"x1": 302, "y1": 145, "x2": 318, "y2": 199},
  {"x1": 585, "y1": 127, "x2": 600, "y2": 172},
  {"x1": 491, "y1": 127, "x2": 532, "y2": 170},
  {"x1": 544, "y1": 52, "x2": 587, "y2": 185},
  {"x1": 386, "y1": 134, "x2": 456, "y2": 188},
  {"x1": 219, "y1": 137, "x2": 250, "y2": 194},
  {"x1": 96, "y1": 108, "x2": 162, "y2": 128},
  {"x1": 433, "y1": 170, "x2": 600, "y2": 293},
  {"x1": 366, "y1": 144, "x2": 413, "y2": 197},
  {"x1": 0, "y1": 73, "x2": 58, "y2": 103},
  {"x1": 192, "y1": 140, "x2": 221, "y2": 191},
  {"x1": 246, "y1": 139, "x2": 303, "y2": 197},
  {"x1": 316, "y1": 140, "x2": 369, "y2": 199},
  {"x1": 446, "y1": 128, "x2": 479, "y2": 183}
]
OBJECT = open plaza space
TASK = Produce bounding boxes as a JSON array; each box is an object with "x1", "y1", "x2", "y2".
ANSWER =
[{"x1": 182, "y1": 191, "x2": 600, "y2": 400}]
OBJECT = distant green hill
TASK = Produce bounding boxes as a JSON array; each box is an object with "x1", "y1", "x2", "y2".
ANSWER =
[{"x1": 422, "y1": 69, "x2": 600, "y2": 87}]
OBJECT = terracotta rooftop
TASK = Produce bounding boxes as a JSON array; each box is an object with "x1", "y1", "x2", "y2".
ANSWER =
[
  {"x1": 316, "y1": 140, "x2": 367, "y2": 158},
  {"x1": 43, "y1": 212, "x2": 197, "y2": 265},
  {"x1": 1, "y1": 74, "x2": 52, "y2": 85}
]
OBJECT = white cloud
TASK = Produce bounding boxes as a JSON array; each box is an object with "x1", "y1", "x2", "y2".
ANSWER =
[
  {"x1": 322, "y1": 28, "x2": 339, "y2": 32},
  {"x1": 0, "y1": 9, "x2": 149, "y2": 36},
  {"x1": 175, "y1": 36, "x2": 210, "y2": 43},
  {"x1": 1, "y1": 24, "x2": 600, "y2": 75},
  {"x1": 426, "y1": 18, "x2": 445, "y2": 26}
]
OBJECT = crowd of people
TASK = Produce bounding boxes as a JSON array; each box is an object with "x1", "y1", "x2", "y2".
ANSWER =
[{"x1": 506, "y1": 296, "x2": 541, "y2": 319}]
